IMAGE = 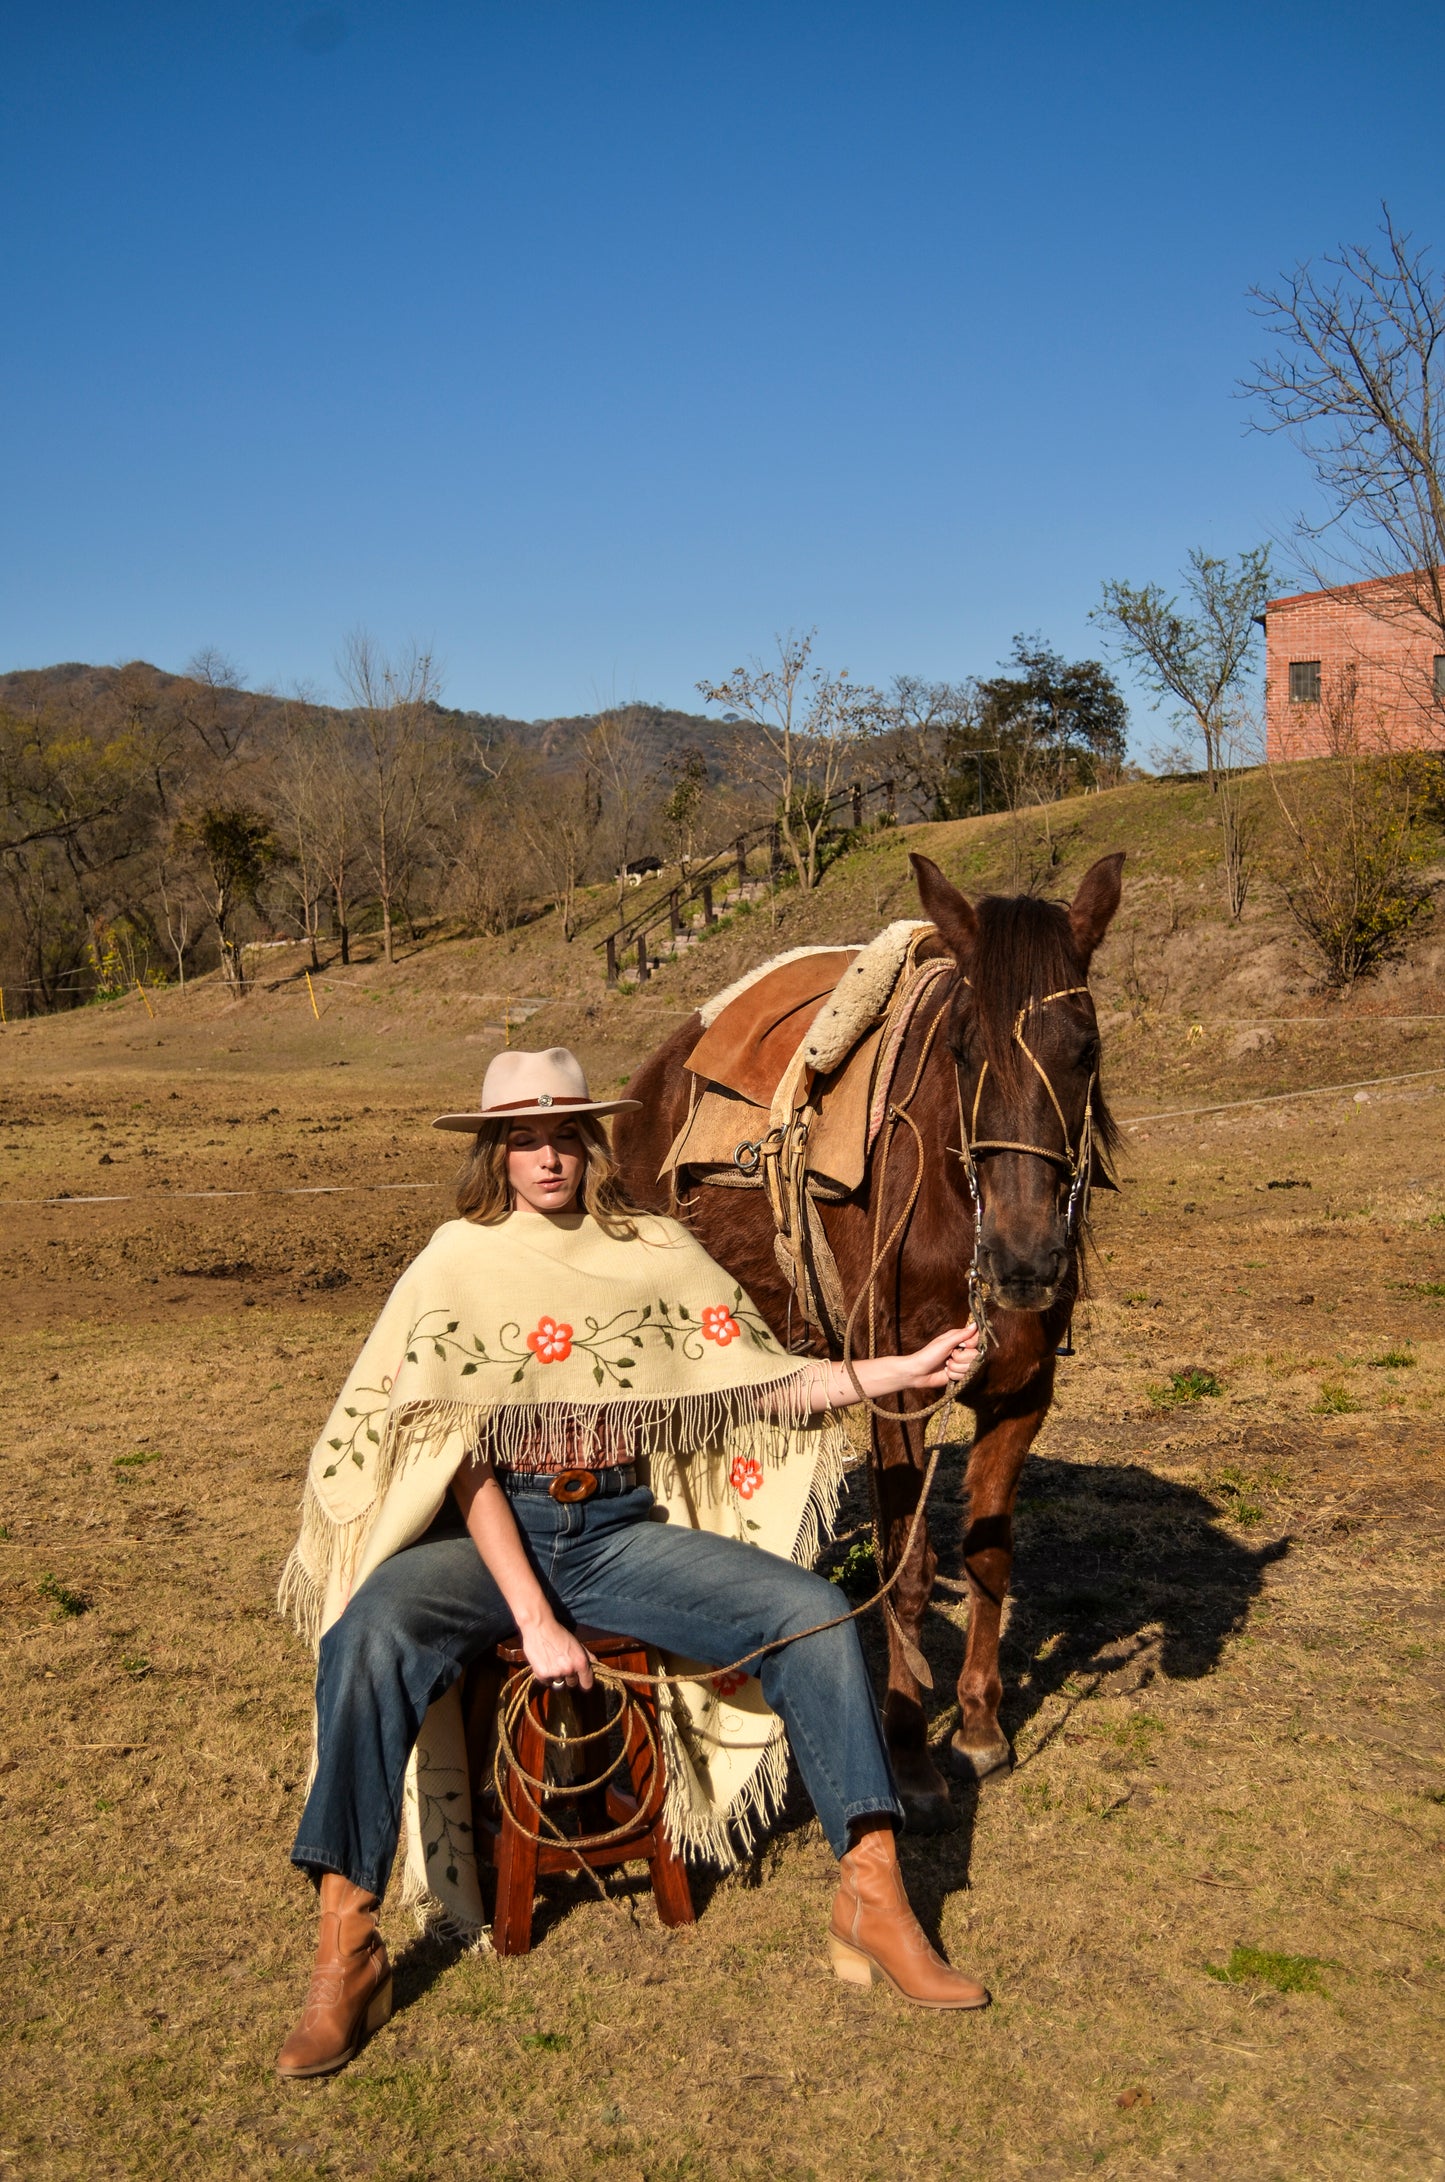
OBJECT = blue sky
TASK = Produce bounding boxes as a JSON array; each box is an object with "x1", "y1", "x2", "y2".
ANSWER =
[{"x1": 4, "y1": 2, "x2": 1443, "y2": 743}]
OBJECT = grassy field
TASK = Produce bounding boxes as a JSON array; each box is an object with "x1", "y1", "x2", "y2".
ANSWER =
[{"x1": 3, "y1": 789, "x2": 1444, "y2": 2179}]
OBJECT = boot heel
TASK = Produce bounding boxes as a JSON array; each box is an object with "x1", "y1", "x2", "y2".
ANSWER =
[
  {"x1": 365, "y1": 1976, "x2": 394, "y2": 2035},
  {"x1": 828, "y1": 1933, "x2": 876, "y2": 1987}
]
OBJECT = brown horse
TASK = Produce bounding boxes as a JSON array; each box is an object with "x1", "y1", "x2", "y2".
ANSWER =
[{"x1": 613, "y1": 850, "x2": 1124, "y2": 1827}]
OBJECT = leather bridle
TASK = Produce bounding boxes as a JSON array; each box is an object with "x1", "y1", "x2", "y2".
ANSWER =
[{"x1": 952, "y1": 982, "x2": 1098, "y2": 1333}]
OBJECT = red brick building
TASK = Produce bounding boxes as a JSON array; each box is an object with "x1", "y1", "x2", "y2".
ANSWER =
[{"x1": 1264, "y1": 573, "x2": 1445, "y2": 760}]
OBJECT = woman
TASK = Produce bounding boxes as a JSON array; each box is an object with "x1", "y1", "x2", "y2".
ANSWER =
[{"x1": 277, "y1": 1047, "x2": 987, "y2": 2081}]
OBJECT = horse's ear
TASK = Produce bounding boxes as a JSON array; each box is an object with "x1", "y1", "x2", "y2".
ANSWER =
[
  {"x1": 1068, "y1": 853, "x2": 1125, "y2": 965},
  {"x1": 909, "y1": 852, "x2": 978, "y2": 964}
]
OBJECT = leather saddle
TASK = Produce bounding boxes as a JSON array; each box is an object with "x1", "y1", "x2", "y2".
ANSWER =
[{"x1": 684, "y1": 949, "x2": 858, "y2": 1109}]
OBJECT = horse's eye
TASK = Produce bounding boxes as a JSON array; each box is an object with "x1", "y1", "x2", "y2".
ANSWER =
[{"x1": 1078, "y1": 1038, "x2": 1100, "y2": 1071}]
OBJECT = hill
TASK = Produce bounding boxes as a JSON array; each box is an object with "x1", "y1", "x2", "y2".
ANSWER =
[{"x1": 4, "y1": 772, "x2": 1443, "y2": 1120}]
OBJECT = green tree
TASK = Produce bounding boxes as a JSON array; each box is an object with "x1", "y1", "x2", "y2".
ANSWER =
[
  {"x1": 978, "y1": 637, "x2": 1129, "y2": 806},
  {"x1": 1093, "y1": 547, "x2": 1272, "y2": 792},
  {"x1": 176, "y1": 805, "x2": 275, "y2": 990}
]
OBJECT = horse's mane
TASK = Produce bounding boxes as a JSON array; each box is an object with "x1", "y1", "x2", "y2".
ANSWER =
[{"x1": 960, "y1": 893, "x2": 1119, "y2": 1182}]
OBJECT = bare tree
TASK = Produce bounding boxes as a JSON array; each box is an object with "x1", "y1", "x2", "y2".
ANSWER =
[
  {"x1": 698, "y1": 632, "x2": 876, "y2": 891},
  {"x1": 1094, "y1": 548, "x2": 1272, "y2": 792},
  {"x1": 1244, "y1": 209, "x2": 1445, "y2": 706},
  {"x1": 876, "y1": 676, "x2": 986, "y2": 820},
  {"x1": 338, "y1": 634, "x2": 447, "y2": 965},
  {"x1": 513, "y1": 754, "x2": 603, "y2": 940},
  {"x1": 156, "y1": 859, "x2": 197, "y2": 990},
  {"x1": 179, "y1": 648, "x2": 263, "y2": 768},
  {"x1": 1216, "y1": 709, "x2": 1265, "y2": 920},
  {"x1": 582, "y1": 709, "x2": 656, "y2": 899}
]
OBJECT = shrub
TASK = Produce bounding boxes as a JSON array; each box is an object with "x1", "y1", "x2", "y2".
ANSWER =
[{"x1": 1149, "y1": 1367, "x2": 1223, "y2": 1407}]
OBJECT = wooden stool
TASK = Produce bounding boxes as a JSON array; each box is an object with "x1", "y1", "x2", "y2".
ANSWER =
[{"x1": 476, "y1": 1625, "x2": 695, "y2": 1956}]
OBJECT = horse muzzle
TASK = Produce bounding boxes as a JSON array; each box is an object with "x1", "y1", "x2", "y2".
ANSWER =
[{"x1": 978, "y1": 1242, "x2": 1066, "y2": 1315}]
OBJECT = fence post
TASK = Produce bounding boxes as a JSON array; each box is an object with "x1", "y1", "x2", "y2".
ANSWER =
[
  {"x1": 851, "y1": 780, "x2": 863, "y2": 829},
  {"x1": 884, "y1": 777, "x2": 896, "y2": 820},
  {"x1": 668, "y1": 889, "x2": 681, "y2": 936},
  {"x1": 700, "y1": 882, "x2": 714, "y2": 925},
  {"x1": 605, "y1": 934, "x2": 618, "y2": 986},
  {"x1": 735, "y1": 836, "x2": 747, "y2": 885},
  {"x1": 637, "y1": 934, "x2": 649, "y2": 983},
  {"x1": 769, "y1": 824, "x2": 782, "y2": 878}
]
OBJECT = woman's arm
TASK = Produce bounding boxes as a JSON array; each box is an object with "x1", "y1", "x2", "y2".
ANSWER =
[
  {"x1": 774, "y1": 1323, "x2": 984, "y2": 1416},
  {"x1": 451, "y1": 1461, "x2": 594, "y2": 1689}
]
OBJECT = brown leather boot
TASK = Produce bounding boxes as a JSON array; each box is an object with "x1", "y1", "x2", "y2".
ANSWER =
[
  {"x1": 276, "y1": 1873, "x2": 393, "y2": 2080},
  {"x1": 828, "y1": 1825, "x2": 990, "y2": 2009}
]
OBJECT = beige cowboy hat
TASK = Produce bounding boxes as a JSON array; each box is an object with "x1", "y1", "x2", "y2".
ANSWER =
[{"x1": 431, "y1": 1046, "x2": 642, "y2": 1132}]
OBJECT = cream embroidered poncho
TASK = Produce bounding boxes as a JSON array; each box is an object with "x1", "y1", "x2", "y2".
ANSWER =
[{"x1": 279, "y1": 1208, "x2": 850, "y2": 1936}]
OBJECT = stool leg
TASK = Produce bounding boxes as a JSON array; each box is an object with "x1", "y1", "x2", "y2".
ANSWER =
[
  {"x1": 493, "y1": 1682, "x2": 546, "y2": 1955},
  {"x1": 617, "y1": 1647, "x2": 695, "y2": 1932}
]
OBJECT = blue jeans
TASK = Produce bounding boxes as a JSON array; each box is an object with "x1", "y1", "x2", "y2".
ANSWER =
[{"x1": 291, "y1": 1478, "x2": 902, "y2": 1893}]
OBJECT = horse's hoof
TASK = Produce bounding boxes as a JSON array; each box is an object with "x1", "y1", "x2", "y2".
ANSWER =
[
  {"x1": 948, "y1": 1733, "x2": 1013, "y2": 1785},
  {"x1": 899, "y1": 1787, "x2": 959, "y2": 1834}
]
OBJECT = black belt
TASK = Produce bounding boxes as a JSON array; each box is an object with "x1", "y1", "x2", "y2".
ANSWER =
[{"x1": 500, "y1": 1464, "x2": 638, "y2": 1503}]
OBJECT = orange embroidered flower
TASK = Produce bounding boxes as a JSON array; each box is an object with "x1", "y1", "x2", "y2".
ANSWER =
[
  {"x1": 701, "y1": 1305, "x2": 740, "y2": 1346},
  {"x1": 729, "y1": 1454, "x2": 763, "y2": 1500},
  {"x1": 526, "y1": 1316, "x2": 574, "y2": 1364},
  {"x1": 710, "y1": 1668, "x2": 748, "y2": 1697}
]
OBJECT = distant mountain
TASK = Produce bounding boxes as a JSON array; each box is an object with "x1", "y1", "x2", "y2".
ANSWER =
[{"x1": 0, "y1": 662, "x2": 754, "y2": 787}]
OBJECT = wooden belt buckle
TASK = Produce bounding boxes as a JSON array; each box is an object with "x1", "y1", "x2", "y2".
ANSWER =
[{"x1": 548, "y1": 1469, "x2": 599, "y2": 1504}]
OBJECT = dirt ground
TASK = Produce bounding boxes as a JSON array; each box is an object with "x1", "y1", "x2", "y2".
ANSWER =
[{"x1": 3, "y1": 867, "x2": 1444, "y2": 2179}]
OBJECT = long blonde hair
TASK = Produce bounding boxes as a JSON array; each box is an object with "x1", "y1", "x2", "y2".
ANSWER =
[{"x1": 454, "y1": 1114, "x2": 640, "y2": 1237}]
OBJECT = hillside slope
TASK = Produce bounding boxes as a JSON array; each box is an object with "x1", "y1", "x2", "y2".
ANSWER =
[{"x1": 3, "y1": 772, "x2": 1443, "y2": 1118}]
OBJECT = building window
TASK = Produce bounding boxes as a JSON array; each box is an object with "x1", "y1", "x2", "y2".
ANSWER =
[
  {"x1": 1289, "y1": 659, "x2": 1321, "y2": 703},
  {"x1": 1435, "y1": 655, "x2": 1445, "y2": 697}
]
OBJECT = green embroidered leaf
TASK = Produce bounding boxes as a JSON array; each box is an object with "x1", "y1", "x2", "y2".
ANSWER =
[
  {"x1": 661, "y1": 1330, "x2": 674, "y2": 1349},
  {"x1": 511, "y1": 1364, "x2": 526, "y2": 1383},
  {"x1": 473, "y1": 1337, "x2": 486, "y2": 1353},
  {"x1": 678, "y1": 1304, "x2": 692, "y2": 1320},
  {"x1": 366, "y1": 1427, "x2": 380, "y2": 1443},
  {"x1": 733, "y1": 1284, "x2": 742, "y2": 1303},
  {"x1": 641, "y1": 1303, "x2": 652, "y2": 1318},
  {"x1": 322, "y1": 1463, "x2": 339, "y2": 1479},
  {"x1": 461, "y1": 1361, "x2": 478, "y2": 1376},
  {"x1": 745, "y1": 1519, "x2": 761, "y2": 1531},
  {"x1": 406, "y1": 1350, "x2": 418, "y2": 1364},
  {"x1": 446, "y1": 1863, "x2": 458, "y2": 1884},
  {"x1": 327, "y1": 1437, "x2": 343, "y2": 1451},
  {"x1": 433, "y1": 1341, "x2": 447, "y2": 1360},
  {"x1": 592, "y1": 1362, "x2": 604, "y2": 1386},
  {"x1": 618, "y1": 1379, "x2": 633, "y2": 1390},
  {"x1": 344, "y1": 1406, "x2": 358, "y2": 1418},
  {"x1": 352, "y1": 1451, "x2": 365, "y2": 1469},
  {"x1": 446, "y1": 1320, "x2": 458, "y2": 1333},
  {"x1": 425, "y1": 1839, "x2": 438, "y2": 1859},
  {"x1": 442, "y1": 1790, "x2": 459, "y2": 1802}
]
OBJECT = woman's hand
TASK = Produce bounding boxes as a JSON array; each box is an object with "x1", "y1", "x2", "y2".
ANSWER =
[
  {"x1": 898, "y1": 1322, "x2": 984, "y2": 1390},
  {"x1": 517, "y1": 1613, "x2": 595, "y2": 1691}
]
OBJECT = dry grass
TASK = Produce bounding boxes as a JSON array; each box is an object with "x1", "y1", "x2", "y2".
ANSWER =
[{"x1": 3, "y1": 797, "x2": 1445, "y2": 2179}]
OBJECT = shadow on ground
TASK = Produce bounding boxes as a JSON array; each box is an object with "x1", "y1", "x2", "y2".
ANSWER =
[{"x1": 827, "y1": 1445, "x2": 1290, "y2": 1917}]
